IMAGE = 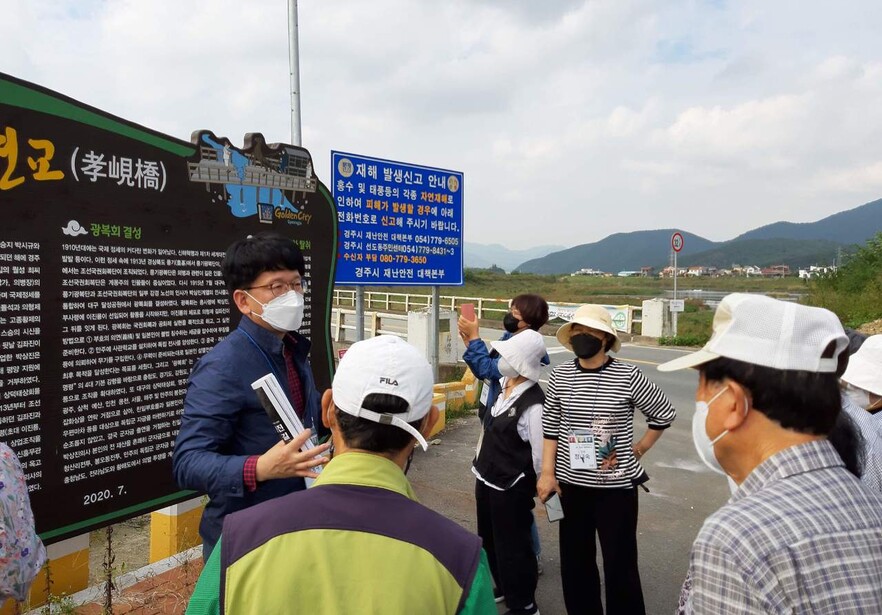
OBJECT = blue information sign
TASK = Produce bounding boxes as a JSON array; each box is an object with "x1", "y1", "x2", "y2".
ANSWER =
[{"x1": 331, "y1": 151, "x2": 464, "y2": 286}]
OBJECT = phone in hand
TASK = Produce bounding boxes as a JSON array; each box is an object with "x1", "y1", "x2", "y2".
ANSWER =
[
  {"x1": 544, "y1": 492, "x2": 564, "y2": 522},
  {"x1": 461, "y1": 303, "x2": 476, "y2": 321}
]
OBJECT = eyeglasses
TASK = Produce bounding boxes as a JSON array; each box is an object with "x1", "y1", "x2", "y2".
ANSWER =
[{"x1": 246, "y1": 279, "x2": 308, "y2": 298}]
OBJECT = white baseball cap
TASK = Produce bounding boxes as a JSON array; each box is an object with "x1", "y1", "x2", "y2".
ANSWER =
[
  {"x1": 555, "y1": 304, "x2": 622, "y2": 353},
  {"x1": 658, "y1": 293, "x2": 848, "y2": 373},
  {"x1": 841, "y1": 334, "x2": 882, "y2": 396},
  {"x1": 492, "y1": 329, "x2": 547, "y2": 382},
  {"x1": 332, "y1": 335, "x2": 435, "y2": 450}
]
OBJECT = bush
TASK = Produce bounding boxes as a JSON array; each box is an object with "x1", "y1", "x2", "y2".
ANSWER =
[
  {"x1": 807, "y1": 233, "x2": 882, "y2": 327},
  {"x1": 658, "y1": 334, "x2": 710, "y2": 347}
]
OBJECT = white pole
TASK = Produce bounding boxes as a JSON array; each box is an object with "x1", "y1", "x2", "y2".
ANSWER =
[
  {"x1": 430, "y1": 286, "x2": 440, "y2": 381},
  {"x1": 672, "y1": 249, "x2": 678, "y2": 337},
  {"x1": 288, "y1": 0, "x2": 303, "y2": 146},
  {"x1": 355, "y1": 287, "x2": 365, "y2": 341}
]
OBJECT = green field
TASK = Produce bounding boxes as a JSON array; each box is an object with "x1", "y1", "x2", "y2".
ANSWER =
[
  {"x1": 340, "y1": 234, "x2": 882, "y2": 345},
  {"x1": 343, "y1": 269, "x2": 808, "y2": 306},
  {"x1": 339, "y1": 270, "x2": 813, "y2": 345}
]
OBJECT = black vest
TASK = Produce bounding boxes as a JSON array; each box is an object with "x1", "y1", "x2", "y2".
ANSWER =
[{"x1": 473, "y1": 383, "x2": 545, "y2": 490}]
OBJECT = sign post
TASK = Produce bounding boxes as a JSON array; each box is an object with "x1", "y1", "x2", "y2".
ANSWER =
[
  {"x1": 671, "y1": 232, "x2": 684, "y2": 336},
  {"x1": 331, "y1": 151, "x2": 464, "y2": 377}
]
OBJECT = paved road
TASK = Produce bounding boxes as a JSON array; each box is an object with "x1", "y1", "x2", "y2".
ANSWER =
[{"x1": 408, "y1": 327, "x2": 730, "y2": 615}]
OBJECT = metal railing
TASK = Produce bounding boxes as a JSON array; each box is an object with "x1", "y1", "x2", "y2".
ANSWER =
[
  {"x1": 331, "y1": 290, "x2": 642, "y2": 333},
  {"x1": 331, "y1": 307, "x2": 408, "y2": 342},
  {"x1": 332, "y1": 289, "x2": 512, "y2": 319}
]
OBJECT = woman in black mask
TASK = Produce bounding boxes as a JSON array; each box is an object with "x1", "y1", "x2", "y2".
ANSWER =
[
  {"x1": 459, "y1": 293, "x2": 550, "y2": 576},
  {"x1": 459, "y1": 294, "x2": 550, "y2": 421},
  {"x1": 537, "y1": 304, "x2": 676, "y2": 615}
]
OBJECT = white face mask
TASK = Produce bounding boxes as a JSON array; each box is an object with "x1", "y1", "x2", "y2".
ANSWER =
[
  {"x1": 692, "y1": 387, "x2": 738, "y2": 476},
  {"x1": 247, "y1": 290, "x2": 304, "y2": 332},
  {"x1": 497, "y1": 356, "x2": 520, "y2": 379},
  {"x1": 843, "y1": 383, "x2": 872, "y2": 410}
]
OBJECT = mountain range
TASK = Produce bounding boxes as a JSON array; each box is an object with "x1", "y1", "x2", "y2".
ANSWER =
[
  {"x1": 464, "y1": 242, "x2": 566, "y2": 272},
  {"x1": 508, "y1": 198, "x2": 882, "y2": 274}
]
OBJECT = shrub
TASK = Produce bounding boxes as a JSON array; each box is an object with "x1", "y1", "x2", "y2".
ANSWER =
[
  {"x1": 807, "y1": 233, "x2": 882, "y2": 327},
  {"x1": 658, "y1": 334, "x2": 710, "y2": 347}
]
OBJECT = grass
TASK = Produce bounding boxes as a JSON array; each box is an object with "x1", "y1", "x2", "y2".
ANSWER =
[
  {"x1": 340, "y1": 269, "x2": 829, "y2": 347},
  {"x1": 446, "y1": 400, "x2": 479, "y2": 421},
  {"x1": 340, "y1": 269, "x2": 809, "y2": 307}
]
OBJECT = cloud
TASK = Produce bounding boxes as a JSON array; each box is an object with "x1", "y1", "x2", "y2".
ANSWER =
[
  {"x1": 814, "y1": 162, "x2": 882, "y2": 193},
  {"x1": 3, "y1": 0, "x2": 882, "y2": 248}
]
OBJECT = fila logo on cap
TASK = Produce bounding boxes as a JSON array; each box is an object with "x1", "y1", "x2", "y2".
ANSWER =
[{"x1": 379, "y1": 377, "x2": 399, "y2": 386}]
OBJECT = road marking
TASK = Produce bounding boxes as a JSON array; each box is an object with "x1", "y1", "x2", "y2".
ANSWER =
[
  {"x1": 542, "y1": 357, "x2": 664, "y2": 368},
  {"x1": 618, "y1": 357, "x2": 664, "y2": 367}
]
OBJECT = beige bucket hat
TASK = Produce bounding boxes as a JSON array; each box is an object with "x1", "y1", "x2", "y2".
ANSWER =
[{"x1": 555, "y1": 304, "x2": 622, "y2": 353}]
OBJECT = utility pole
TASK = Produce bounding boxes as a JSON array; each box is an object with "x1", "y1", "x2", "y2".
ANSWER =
[{"x1": 288, "y1": 0, "x2": 302, "y2": 146}]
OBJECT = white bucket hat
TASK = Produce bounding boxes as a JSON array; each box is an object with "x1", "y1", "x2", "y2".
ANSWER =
[
  {"x1": 841, "y1": 335, "x2": 882, "y2": 396},
  {"x1": 555, "y1": 304, "x2": 622, "y2": 353},
  {"x1": 658, "y1": 293, "x2": 848, "y2": 373},
  {"x1": 491, "y1": 329, "x2": 547, "y2": 382},
  {"x1": 332, "y1": 335, "x2": 435, "y2": 450}
]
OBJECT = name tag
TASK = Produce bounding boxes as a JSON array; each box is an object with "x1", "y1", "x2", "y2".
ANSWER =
[
  {"x1": 568, "y1": 431, "x2": 597, "y2": 470},
  {"x1": 479, "y1": 379, "x2": 492, "y2": 406}
]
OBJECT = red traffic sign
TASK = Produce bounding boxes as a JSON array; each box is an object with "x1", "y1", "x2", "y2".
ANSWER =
[{"x1": 671, "y1": 232, "x2": 684, "y2": 253}]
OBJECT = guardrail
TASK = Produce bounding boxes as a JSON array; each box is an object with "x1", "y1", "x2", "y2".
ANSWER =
[
  {"x1": 331, "y1": 307, "x2": 408, "y2": 342},
  {"x1": 331, "y1": 290, "x2": 642, "y2": 333},
  {"x1": 332, "y1": 289, "x2": 512, "y2": 319}
]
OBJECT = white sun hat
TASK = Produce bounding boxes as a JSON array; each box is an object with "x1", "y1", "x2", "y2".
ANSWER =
[
  {"x1": 332, "y1": 335, "x2": 435, "y2": 450},
  {"x1": 841, "y1": 335, "x2": 882, "y2": 396},
  {"x1": 491, "y1": 329, "x2": 547, "y2": 382},
  {"x1": 657, "y1": 293, "x2": 848, "y2": 373}
]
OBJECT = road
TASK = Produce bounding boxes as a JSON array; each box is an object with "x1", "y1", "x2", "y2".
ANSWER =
[{"x1": 408, "y1": 327, "x2": 730, "y2": 615}]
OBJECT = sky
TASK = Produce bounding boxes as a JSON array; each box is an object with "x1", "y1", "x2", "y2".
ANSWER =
[{"x1": 4, "y1": 0, "x2": 882, "y2": 249}]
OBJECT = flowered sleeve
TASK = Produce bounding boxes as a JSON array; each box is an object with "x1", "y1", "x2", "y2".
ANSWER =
[{"x1": 0, "y1": 443, "x2": 47, "y2": 602}]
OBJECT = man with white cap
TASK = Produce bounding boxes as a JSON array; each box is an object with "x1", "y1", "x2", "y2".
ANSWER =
[
  {"x1": 658, "y1": 294, "x2": 882, "y2": 613},
  {"x1": 186, "y1": 335, "x2": 496, "y2": 615},
  {"x1": 472, "y1": 329, "x2": 547, "y2": 615},
  {"x1": 840, "y1": 334, "x2": 882, "y2": 491}
]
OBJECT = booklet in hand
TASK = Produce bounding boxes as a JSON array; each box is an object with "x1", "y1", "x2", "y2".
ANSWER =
[{"x1": 252, "y1": 373, "x2": 323, "y2": 481}]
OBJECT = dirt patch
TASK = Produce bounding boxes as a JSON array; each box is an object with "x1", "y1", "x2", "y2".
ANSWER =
[
  {"x1": 75, "y1": 556, "x2": 202, "y2": 614},
  {"x1": 858, "y1": 319, "x2": 882, "y2": 335},
  {"x1": 88, "y1": 515, "x2": 151, "y2": 585}
]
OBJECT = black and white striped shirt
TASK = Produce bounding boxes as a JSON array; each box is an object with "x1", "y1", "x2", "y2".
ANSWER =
[{"x1": 543, "y1": 357, "x2": 676, "y2": 488}]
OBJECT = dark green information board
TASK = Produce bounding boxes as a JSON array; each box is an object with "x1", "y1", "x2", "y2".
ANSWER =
[{"x1": 0, "y1": 73, "x2": 337, "y2": 543}]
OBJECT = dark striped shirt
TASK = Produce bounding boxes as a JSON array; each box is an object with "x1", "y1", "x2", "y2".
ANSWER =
[{"x1": 543, "y1": 357, "x2": 676, "y2": 488}]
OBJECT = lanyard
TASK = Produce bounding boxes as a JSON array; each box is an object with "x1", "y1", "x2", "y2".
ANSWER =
[
  {"x1": 238, "y1": 328, "x2": 312, "y2": 428},
  {"x1": 565, "y1": 360, "x2": 603, "y2": 435},
  {"x1": 238, "y1": 328, "x2": 285, "y2": 383}
]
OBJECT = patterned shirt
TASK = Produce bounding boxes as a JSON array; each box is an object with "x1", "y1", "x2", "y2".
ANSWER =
[
  {"x1": 0, "y1": 443, "x2": 47, "y2": 601},
  {"x1": 841, "y1": 394, "x2": 882, "y2": 493},
  {"x1": 542, "y1": 357, "x2": 675, "y2": 488},
  {"x1": 680, "y1": 439, "x2": 882, "y2": 614}
]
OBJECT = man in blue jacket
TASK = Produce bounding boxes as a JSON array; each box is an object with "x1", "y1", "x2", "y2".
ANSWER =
[{"x1": 173, "y1": 233, "x2": 330, "y2": 559}]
